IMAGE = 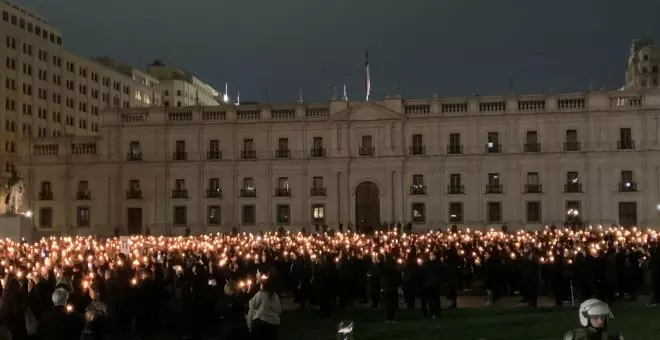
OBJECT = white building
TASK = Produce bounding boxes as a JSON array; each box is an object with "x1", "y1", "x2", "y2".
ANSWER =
[
  {"x1": 0, "y1": 1, "x2": 219, "y2": 189},
  {"x1": 16, "y1": 90, "x2": 660, "y2": 236},
  {"x1": 0, "y1": 1, "x2": 161, "y2": 182},
  {"x1": 147, "y1": 60, "x2": 220, "y2": 107},
  {"x1": 624, "y1": 38, "x2": 660, "y2": 90}
]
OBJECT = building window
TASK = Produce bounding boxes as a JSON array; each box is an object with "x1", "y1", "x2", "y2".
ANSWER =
[
  {"x1": 130, "y1": 141, "x2": 140, "y2": 153},
  {"x1": 448, "y1": 174, "x2": 463, "y2": 194},
  {"x1": 242, "y1": 205, "x2": 256, "y2": 225},
  {"x1": 276, "y1": 204, "x2": 290, "y2": 225},
  {"x1": 486, "y1": 173, "x2": 502, "y2": 193},
  {"x1": 276, "y1": 177, "x2": 291, "y2": 196},
  {"x1": 312, "y1": 137, "x2": 324, "y2": 156},
  {"x1": 411, "y1": 175, "x2": 426, "y2": 195},
  {"x1": 487, "y1": 202, "x2": 502, "y2": 223},
  {"x1": 412, "y1": 203, "x2": 426, "y2": 223},
  {"x1": 77, "y1": 206, "x2": 90, "y2": 228},
  {"x1": 525, "y1": 130, "x2": 539, "y2": 152},
  {"x1": 208, "y1": 178, "x2": 221, "y2": 197},
  {"x1": 359, "y1": 135, "x2": 374, "y2": 156},
  {"x1": 277, "y1": 138, "x2": 290, "y2": 158},
  {"x1": 566, "y1": 200, "x2": 581, "y2": 223},
  {"x1": 77, "y1": 180, "x2": 90, "y2": 199},
  {"x1": 526, "y1": 201, "x2": 541, "y2": 223},
  {"x1": 39, "y1": 207, "x2": 53, "y2": 228},
  {"x1": 620, "y1": 170, "x2": 636, "y2": 192},
  {"x1": 525, "y1": 172, "x2": 541, "y2": 193},
  {"x1": 173, "y1": 206, "x2": 187, "y2": 226},
  {"x1": 411, "y1": 134, "x2": 424, "y2": 155},
  {"x1": 565, "y1": 129, "x2": 579, "y2": 151},
  {"x1": 449, "y1": 202, "x2": 463, "y2": 223},
  {"x1": 486, "y1": 132, "x2": 500, "y2": 153},
  {"x1": 312, "y1": 204, "x2": 325, "y2": 224},
  {"x1": 208, "y1": 205, "x2": 221, "y2": 225},
  {"x1": 618, "y1": 202, "x2": 637, "y2": 227},
  {"x1": 208, "y1": 139, "x2": 220, "y2": 159},
  {"x1": 448, "y1": 133, "x2": 462, "y2": 154},
  {"x1": 618, "y1": 128, "x2": 634, "y2": 149},
  {"x1": 242, "y1": 139, "x2": 255, "y2": 159},
  {"x1": 566, "y1": 172, "x2": 581, "y2": 192},
  {"x1": 311, "y1": 176, "x2": 325, "y2": 196}
]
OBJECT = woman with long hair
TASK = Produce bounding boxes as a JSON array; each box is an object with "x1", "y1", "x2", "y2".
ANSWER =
[{"x1": 246, "y1": 268, "x2": 282, "y2": 340}]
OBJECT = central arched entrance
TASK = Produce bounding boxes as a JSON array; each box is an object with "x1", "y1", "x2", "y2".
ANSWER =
[{"x1": 355, "y1": 181, "x2": 380, "y2": 232}]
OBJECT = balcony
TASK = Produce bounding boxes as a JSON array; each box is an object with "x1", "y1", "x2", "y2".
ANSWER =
[
  {"x1": 76, "y1": 191, "x2": 91, "y2": 200},
  {"x1": 126, "y1": 190, "x2": 142, "y2": 199},
  {"x1": 240, "y1": 188, "x2": 256, "y2": 197},
  {"x1": 310, "y1": 187, "x2": 326, "y2": 196},
  {"x1": 172, "y1": 152, "x2": 187, "y2": 161},
  {"x1": 241, "y1": 150, "x2": 256, "y2": 159},
  {"x1": 310, "y1": 148, "x2": 326, "y2": 157},
  {"x1": 485, "y1": 144, "x2": 501, "y2": 153},
  {"x1": 447, "y1": 185, "x2": 464, "y2": 194},
  {"x1": 276, "y1": 149, "x2": 291, "y2": 158},
  {"x1": 359, "y1": 147, "x2": 375, "y2": 156},
  {"x1": 524, "y1": 184, "x2": 543, "y2": 193},
  {"x1": 409, "y1": 145, "x2": 426, "y2": 156},
  {"x1": 275, "y1": 188, "x2": 291, "y2": 197},
  {"x1": 619, "y1": 182, "x2": 637, "y2": 192},
  {"x1": 38, "y1": 191, "x2": 53, "y2": 200},
  {"x1": 410, "y1": 185, "x2": 427, "y2": 195},
  {"x1": 126, "y1": 152, "x2": 142, "y2": 161},
  {"x1": 524, "y1": 143, "x2": 540, "y2": 152},
  {"x1": 171, "y1": 189, "x2": 188, "y2": 198},
  {"x1": 564, "y1": 183, "x2": 583, "y2": 193},
  {"x1": 564, "y1": 141, "x2": 581, "y2": 151},
  {"x1": 206, "y1": 188, "x2": 222, "y2": 198},
  {"x1": 447, "y1": 145, "x2": 463, "y2": 154},
  {"x1": 485, "y1": 184, "x2": 503, "y2": 194},
  {"x1": 207, "y1": 151, "x2": 222, "y2": 160},
  {"x1": 617, "y1": 140, "x2": 635, "y2": 150}
]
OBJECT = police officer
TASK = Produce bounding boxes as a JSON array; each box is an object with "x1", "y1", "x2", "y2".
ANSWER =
[{"x1": 563, "y1": 299, "x2": 624, "y2": 340}]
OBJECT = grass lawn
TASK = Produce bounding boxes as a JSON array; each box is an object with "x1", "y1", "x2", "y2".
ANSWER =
[{"x1": 280, "y1": 303, "x2": 660, "y2": 340}]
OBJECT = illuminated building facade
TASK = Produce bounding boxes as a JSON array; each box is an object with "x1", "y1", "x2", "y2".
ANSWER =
[{"x1": 16, "y1": 90, "x2": 660, "y2": 236}]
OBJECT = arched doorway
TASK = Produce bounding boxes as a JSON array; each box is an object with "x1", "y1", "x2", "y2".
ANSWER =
[{"x1": 355, "y1": 181, "x2": 380, "y2": 232}]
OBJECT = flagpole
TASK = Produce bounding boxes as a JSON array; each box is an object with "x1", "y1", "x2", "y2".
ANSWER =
[{"x1": 364, "y1": 50, "x2": 371, "y2": 101}]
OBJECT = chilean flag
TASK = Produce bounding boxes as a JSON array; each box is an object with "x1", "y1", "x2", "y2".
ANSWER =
[{"x1": 365, "y1": 50, "x2": 371, "y2": 101}]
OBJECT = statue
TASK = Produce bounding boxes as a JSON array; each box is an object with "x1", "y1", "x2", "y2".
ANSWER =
[{"x1": 4, "y1": 169, "x2": 24, "y2": 215}]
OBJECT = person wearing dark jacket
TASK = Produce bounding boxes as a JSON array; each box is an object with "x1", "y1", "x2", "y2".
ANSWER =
[
  {"x1": 217, "y1": 281, "x2": 249, "y2": 340},
  {"x1": 81, "y1": 284, "x2": 109, "y2": 340},
  {"x1": 380, "y1": 255, "x2": 400, "y2": 322},
  {"x1": 39, "y1": 288, "x2": 84, "y2": 340},
  {"x1": 420, "y1": 252, "x2": 443, "y2": 318}
]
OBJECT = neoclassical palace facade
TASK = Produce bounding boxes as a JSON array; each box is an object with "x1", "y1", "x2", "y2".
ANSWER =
[{"x1": 16, "y1": 90, "x2": 660, "y2": 236}]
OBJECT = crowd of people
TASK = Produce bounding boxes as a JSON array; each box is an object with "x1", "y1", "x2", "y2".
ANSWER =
[{"x1": 0, "y1": 224, "x2": 657, "y2": 339}]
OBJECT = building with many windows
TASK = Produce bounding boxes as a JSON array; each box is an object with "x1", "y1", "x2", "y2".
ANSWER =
[
  {"x1": 147, "y1": 60, "x2": 220, "y2": 107},
  {"x1": 624, "y1": 38, "x2": 660, "y2": 90},
  {"x1": 0, "y1": 1, "x2": 220, "y2": 186},
  {"x1": 15, "y1": 89, "x2": 660, "y2": 236}
]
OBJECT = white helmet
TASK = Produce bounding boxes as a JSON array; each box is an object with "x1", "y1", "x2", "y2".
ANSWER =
[{"x1": 579, "y1": 299, "x2": 614, "y2": 327}]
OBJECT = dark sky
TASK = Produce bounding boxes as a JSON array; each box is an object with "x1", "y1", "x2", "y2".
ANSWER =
[{"x1": 15, "y1": 0, "x2": 660, "y2": 102}]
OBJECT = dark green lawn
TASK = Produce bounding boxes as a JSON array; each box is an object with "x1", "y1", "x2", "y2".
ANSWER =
[{"x1": 280, "y1": 304, "x2": 660, "y2": 340}]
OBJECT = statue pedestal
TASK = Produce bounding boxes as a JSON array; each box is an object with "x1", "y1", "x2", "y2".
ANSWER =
[{"x1": 0, "y1": 214, "x2": 34, "y2": 242}]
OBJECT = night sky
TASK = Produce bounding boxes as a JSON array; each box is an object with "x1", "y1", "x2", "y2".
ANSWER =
[{"x1": 14, "y1": 0, "x2": 660, "y2": 102}]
